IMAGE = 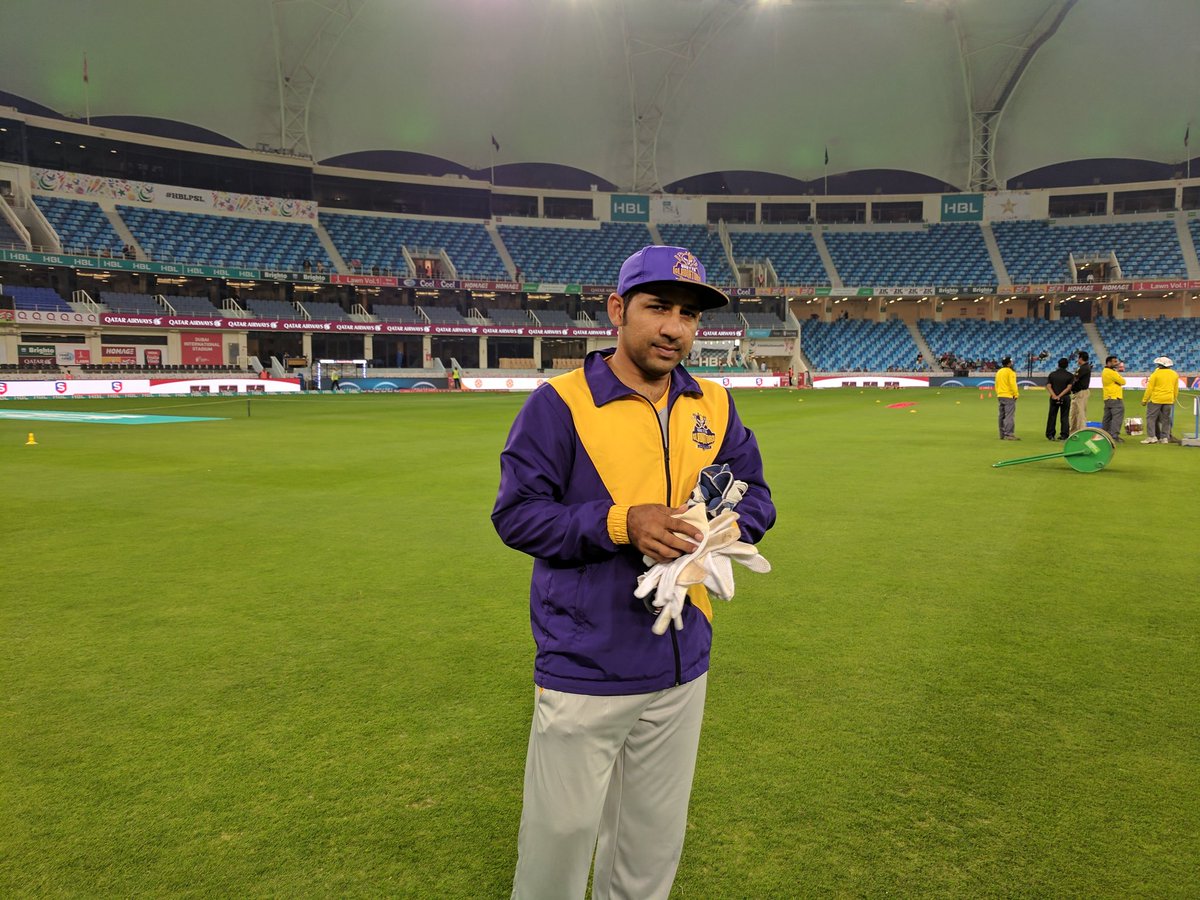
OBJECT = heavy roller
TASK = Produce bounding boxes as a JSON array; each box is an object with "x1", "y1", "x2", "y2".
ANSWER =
[{"x1": 992, "y1": 427, "x2": 1116, "y2": 473}]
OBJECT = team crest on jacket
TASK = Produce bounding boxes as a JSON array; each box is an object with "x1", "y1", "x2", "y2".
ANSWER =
[{"x1": 691, "y1": 413, "x2": 716, "y2": 450}]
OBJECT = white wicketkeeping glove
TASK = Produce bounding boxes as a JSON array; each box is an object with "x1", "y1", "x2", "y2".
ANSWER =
[
  {"x1": 634, "y1": 505, "x2": 711, "y2": 635},
  {"x1": 634, "y1": 508, "x2": 771, "y2": 635},
  {"x1": 695, "y1": 511, "x2": 772, "y2": 600}
]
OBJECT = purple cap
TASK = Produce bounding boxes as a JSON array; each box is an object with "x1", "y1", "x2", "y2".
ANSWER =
[{"x1": 616, "y1": 245, "x2": 729, "y2": 311}]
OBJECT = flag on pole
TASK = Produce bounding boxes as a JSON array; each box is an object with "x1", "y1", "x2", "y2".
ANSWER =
[
  {"x1": 824, "y1": 146, "x2": 829, "y2": 166},
  {"x1": 1186, "y1": 125, "x2": 1191, "y2": 148},
  {"x1": 491, "y1": 134, "x2": 500, "y2": 152},
  {"x1": 83, "y1": 53, "x2": 89, "y2": 84}
]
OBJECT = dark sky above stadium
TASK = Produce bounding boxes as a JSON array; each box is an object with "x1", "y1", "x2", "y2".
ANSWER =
[{"x1": 1, "y1": 0, "x2": 1198, "y2": 191}]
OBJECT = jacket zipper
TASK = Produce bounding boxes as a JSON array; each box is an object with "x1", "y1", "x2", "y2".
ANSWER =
[{"x1": 640, "y1": 391, "x2": 683, "y2": 686}]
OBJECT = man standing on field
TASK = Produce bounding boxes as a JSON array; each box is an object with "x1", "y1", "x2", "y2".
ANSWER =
[
  {"x1": 1101, "y1": 355, "x2": 1126, "y2": 442},
  {"x1": 995, "y1": 355, "x2": 1019, "y2": 440},
  {"x1": 1069, "y1": 351, "x2": 1092, "y2": 434},
  {"x1": 492, "y1": 245, "x2": 776, "y2": 900}
]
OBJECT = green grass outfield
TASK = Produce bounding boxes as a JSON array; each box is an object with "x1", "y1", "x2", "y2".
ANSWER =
[{"x1": 2, "y1": 387, "x2": 1198, "y2": 898}]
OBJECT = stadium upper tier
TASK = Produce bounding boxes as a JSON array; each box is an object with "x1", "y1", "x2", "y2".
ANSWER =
[
  {"x1": 498, "y1": 222, "x2": 652, "y2": 283},
  {"x1": 320, "y1": 213, "x2": 507, "y2": 279},
  {"x1": 1095, "y1": 316, "x2": 1200, "y2": 373},
  {"x1": 35, "y1": 196, "x2": 126, "y2": 256},
  {"x1": 824, "y1": 224, "x2": 996, "y2": 288},
  {"x1": 918, "y1": 319, "x2": 1091, "y2": 374},
  {"x1": 21, "y1": 187, "x2": 1200, "y2": 290},
  {"x1": 799, "y1": 319, "x2": 921, "y2": 372},
  {"x1": 117, "y1": 206, "x2": 331, "y2": 271},
  {"x1": 727, "y1": 231, "x2": 828, "y2": 285},
  {"x1": 992, "y1": 220, "x2": 1186, "y2": 283}
]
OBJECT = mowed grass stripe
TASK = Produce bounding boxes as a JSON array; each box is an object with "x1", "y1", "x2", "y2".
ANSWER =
[{"x1": 2, "y1": 389, "x2": 1197, "y2": 897}]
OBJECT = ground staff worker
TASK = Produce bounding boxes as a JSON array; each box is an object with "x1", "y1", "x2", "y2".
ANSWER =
[
  {"x1": 996, "y1": 356, "x2": 1019, "y2": 440},
  {"x1": 1141, "y1": 356, "x2": 1178, "y2": 444},
  {"x1": 1101, "y1": 355, "x2": 1126, "y2": 442},
  {"x1": 1069, "y1": 351, "x2": 1092, "y2": 434},
  {"x1": 493, "y1": 245, "x2": 776, "y2": 900},
  {"x1": 1045, "y1": 357, "x2": 1073, "y2": 441}
]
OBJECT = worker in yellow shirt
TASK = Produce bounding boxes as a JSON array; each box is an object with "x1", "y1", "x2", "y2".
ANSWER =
[
  {"x1": 995, "y1": 355, "x2": 1019, "y2": 440},
  {"x1": 1140, "y1": 356, "x2": 1178, "y2": 444},
  {"x1": 1100, "y1": 355, "x2": 1126, "y2": 442}
]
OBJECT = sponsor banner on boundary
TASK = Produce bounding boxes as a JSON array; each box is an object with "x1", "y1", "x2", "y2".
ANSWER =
[
  {"x1": 811, "y1": 375, "x2": 931, "y2": 389},
  {"x1": 0, "y1": 377, "x2": 302, "y2": 398},
  {"x1": 460, "y1": 373, "x2": 788, "y2": 393}
]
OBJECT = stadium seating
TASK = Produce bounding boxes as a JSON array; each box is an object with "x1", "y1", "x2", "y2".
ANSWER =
[
  {"x1": 164, "y1": 294, "x2": 221, "y2": 317},
  {"x1": 6, "y1": 285, "x2": 73, "y2": 312},
  {"x1": 800, "y1": 319, "x2": 922, "y2": 372},
  {"x1": 245, "y1": 298, "x2": 303, "y2": 319},
  {"x1": 422, "y1": 305, "x2": 468, "y2": 325},
  {"x1": 699, "y1": 311, "x2": 744, "y2": 329},
  {"x1": 823, "y1": 224, "x2": 995, "y2": 288},
  {"x1": 918, "y1": 318, "x2": 1091, "y2": 373},
  {"x1": 486, "y1": 308, "x2": 533, "y2": 326},
  {"x1": 321, "y1": 213, "x2": 507, "y2": 279},
  {"x1": 0, "y1": 216, "x2": 24, "y2": 249},
  {"x1": 740, "y1": 311, "x2": 789, "y2": 330},
  {"x1": 372, "y1": 304, "x2": 424, "y2": 323},
  {"x1": 117, "y1": 206, "x2": 330, "y2": 271},
  {"x1": 498, "y1": 222, "x2": 652, "y2": 283},
  {"x1": 992, "y1": 219, "x2": 1186, "y2": 282},
  {"x1": 299, "y1": 300, "x2": 350, "y2": 321},
  {"x1": 530, "y1": 309, "x2": 574, "y2": 327},
  {"x1": 1095, "y1": 316, "x2": 1200, "y2": 372},
  {"x1": 727, "y1": 231, "x2": 828, "y2": 285},
  {"x1": 100, "y1": 291, "x2": 165, "y2": 315},
  {"x1": 35, "y1": 196, "x2": 125, "y2": 256},
  {"x1": 656, "y1": 225, "x2": 735, "y2": 285}
]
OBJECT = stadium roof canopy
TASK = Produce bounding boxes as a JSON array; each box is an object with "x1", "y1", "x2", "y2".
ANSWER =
[{"x1": 2, "y1": 0, "x2": 1198, "y2": 194}]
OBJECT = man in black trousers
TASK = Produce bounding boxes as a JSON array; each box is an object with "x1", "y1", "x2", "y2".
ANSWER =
[{"x1": 1045, "y1": 357, "x2": 1074, "y2": 440}]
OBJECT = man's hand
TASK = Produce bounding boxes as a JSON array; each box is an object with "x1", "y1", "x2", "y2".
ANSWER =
[{"x1": 627, "y1": 504, "x2": 704, "y2": 563}]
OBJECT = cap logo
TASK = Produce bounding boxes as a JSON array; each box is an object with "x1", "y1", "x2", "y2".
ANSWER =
[{"x1": 672, "y1": 250, "x2": 702, "y2": 284}]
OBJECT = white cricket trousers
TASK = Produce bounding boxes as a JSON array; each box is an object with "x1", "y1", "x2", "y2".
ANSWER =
[{"x1": 511, "y1": 674, "x2": 708, "y2": 900}]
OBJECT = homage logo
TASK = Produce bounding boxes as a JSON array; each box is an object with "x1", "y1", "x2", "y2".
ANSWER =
[{"x1": 691, "y1": 413, "x2": 716, "y2": 450}]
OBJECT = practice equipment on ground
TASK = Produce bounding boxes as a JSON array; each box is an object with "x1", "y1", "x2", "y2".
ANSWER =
[
  {"x1": 1182, "y1": 395, "x2": 1200, "y2": 448},
  {"x1": 992, "y1": 427, "x2": 1116, "y2": 473},
  {"x1": 314, "y1": 358, "x2": 367, "y2": 390}
]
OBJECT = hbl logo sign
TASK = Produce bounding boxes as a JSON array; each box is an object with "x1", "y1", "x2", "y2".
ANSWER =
[
  {"x1": 611, "y1": 194, "x2": 650, "y2": 223},
  {"x1": 941, "y1": 194, "x2": 983, "y2": 222}
]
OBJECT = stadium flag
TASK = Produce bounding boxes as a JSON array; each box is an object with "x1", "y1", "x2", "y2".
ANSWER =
[
  {"x1": 82, "y1": 52, "x2": 91, "y2": 125},
  {"x1": 491, "y1": 134, "x2": 500, "y2": 152},
  {"x1": 824, "y1": 145, "x2": 829, "y2": 166}
]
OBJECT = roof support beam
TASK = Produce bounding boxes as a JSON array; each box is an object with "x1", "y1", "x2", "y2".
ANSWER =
[
  {"x1": 956, "y1": 0, "x2": 1080, "y2": 192},
  {"x1": 270, "y1": 0, "x2": 369, "y2": 159},
  {"x1": 620, "y1": 0, "x2": 746, "y2": 193}
]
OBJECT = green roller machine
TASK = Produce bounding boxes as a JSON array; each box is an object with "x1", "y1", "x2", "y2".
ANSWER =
[{"x1": 992, "y1": 427, "x2": 1116, "y2": 473}]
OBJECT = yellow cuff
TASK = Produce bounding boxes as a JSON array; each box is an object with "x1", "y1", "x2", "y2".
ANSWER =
[{"x1": 607, "y1": 505, "x2": 630, "y2": 545}]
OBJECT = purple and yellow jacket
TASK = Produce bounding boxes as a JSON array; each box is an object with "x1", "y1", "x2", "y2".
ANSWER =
[{"x1": 492, "y1": 350, "x2": 775, "y2": 696}]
